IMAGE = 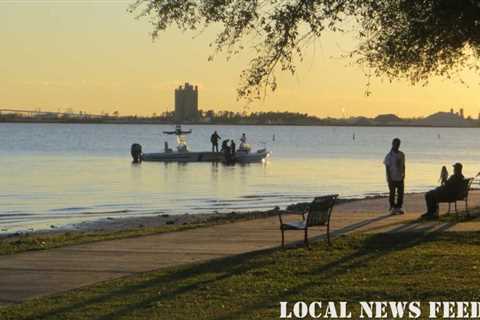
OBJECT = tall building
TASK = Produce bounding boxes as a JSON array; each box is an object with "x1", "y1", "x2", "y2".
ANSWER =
[{"x1": 175, "y1": 83, "x2": 198, "y2": 122}]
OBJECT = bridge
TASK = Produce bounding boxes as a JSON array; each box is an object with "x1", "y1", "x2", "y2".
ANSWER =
[{"x1": 0, "y1": 108, "x2": 107, "y2": 119}]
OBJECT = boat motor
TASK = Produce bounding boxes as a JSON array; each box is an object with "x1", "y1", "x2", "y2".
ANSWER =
[{"x1": 131, "y1": 143, "x2": 143, "y2": 163}]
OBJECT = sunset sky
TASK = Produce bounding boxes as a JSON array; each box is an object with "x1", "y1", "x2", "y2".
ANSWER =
[{"x1": 1, "y1": 0, "x2": 480, "y2": 118}]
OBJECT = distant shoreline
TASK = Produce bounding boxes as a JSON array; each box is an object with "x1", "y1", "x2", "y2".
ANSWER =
[{"x1": 1, "y1": 119, "x2": 480, "y2": 129}]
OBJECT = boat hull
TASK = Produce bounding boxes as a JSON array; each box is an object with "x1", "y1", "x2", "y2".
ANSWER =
[{"x1": 142, "y1": 150, "x2": 270, "y2": 163}]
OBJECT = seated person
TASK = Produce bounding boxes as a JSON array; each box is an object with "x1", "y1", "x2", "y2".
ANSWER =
[
  {"x1": 422, "y1": 162, "x2": 465, "y2": 219},
  {"x1": 221, "y1": 139, "x2": 230, "y2": 152}
]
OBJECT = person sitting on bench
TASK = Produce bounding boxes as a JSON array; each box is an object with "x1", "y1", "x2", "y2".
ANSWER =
[{"x1": 422, "y1": 162, "x2": 465, "y2": 220}]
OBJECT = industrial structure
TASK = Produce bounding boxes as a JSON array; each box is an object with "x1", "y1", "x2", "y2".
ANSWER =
[{"x1": 174, "y1": 82, "x2": 199, "y2": 122}]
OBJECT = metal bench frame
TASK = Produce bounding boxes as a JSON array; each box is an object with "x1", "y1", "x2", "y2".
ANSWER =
[
  {"x1": 278, "y1": 194, "x2": 338, "y2": 248},
  {"x1": 439, "y1": 178, "x2": 474, "y2": 214}
]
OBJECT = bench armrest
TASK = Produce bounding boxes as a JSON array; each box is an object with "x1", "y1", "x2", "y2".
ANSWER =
[{"x1": 278, "y1": 210, "x2": 307, "y2": 225}]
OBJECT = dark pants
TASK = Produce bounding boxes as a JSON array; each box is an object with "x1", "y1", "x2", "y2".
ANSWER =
[
  {"x1": 212, "y1": 143, "x2": 218, "y2": 152},
  {"x1": 425, "y1": 187, "x2": 449, "y2": 215},
  {"x1": 425, "y1": 190, "x2": 440, "y2": 215},
  {"x1": 388, "y1": 180, "x2": 404, "y2": 209}
]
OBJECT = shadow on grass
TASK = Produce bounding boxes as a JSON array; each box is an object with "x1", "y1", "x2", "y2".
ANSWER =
[
  {"x1": 18, "y1": 247, "x2": 278, "y2": 320},
  {"x1": 210, "y1": 228, "x2": 445, "y2": 320},
  {"x1": 30, "y1": 238, "x2": 429, "y2": 318},
  {"x1": 9, "y1": 211, "x2": 479, "y2": 320}
]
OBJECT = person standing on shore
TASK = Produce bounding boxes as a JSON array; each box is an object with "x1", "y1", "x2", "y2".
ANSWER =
[
  {"x1": 384, "y1": 138, "x2": 406, "y2": 214},
  {"x1": 210, "y1": 131, "x2": 221, "y2": 152}
]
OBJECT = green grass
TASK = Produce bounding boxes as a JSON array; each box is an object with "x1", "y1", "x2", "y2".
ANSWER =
[
  {"x1": 2, "y1": 232, "x2": 480, "y2": 319},
  {"x1": 438, "y1": 206, "x2": 480, "y2": 223},
  {"x1": 0, "y1": 211, "x2": 276, "y2": 256}
]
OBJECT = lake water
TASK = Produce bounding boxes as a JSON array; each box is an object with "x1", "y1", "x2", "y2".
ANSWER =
[{"x1": 1, "y1": 123, "x2": 479, "y2": 232}]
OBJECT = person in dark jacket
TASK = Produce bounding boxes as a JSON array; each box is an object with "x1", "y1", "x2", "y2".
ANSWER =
[
  {"x1": 422, "y1": 162, "x2": 465, "y2": 219},
  {"x1": 221, "y1": 139, "x2": 229, "y2": 152},
  {"x1": 211, "y1": 131, "x2": 221, "y2": 152}
]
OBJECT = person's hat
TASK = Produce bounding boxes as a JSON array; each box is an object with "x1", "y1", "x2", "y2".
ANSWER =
[{"x1": 453, "y1": 162, "x2": 463, "y2": 169}]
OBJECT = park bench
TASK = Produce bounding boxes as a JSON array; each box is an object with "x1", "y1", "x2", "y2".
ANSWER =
[
  {"x1": 278, "y1": 194, "x2": 338, "y2": 248},
  {"x1": 439, "y1": 178, "x2": 474, "y2": 214}
]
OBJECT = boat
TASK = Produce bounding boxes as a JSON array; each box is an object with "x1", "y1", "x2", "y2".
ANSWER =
[
  {"x1": 162, "y1": 124, "x2": 192, "y2": 135},
  {"x1": 130, "y1": 125, "x2": 271, "y2": 164}
]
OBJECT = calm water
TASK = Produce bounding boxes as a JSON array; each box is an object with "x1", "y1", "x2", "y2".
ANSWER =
[{"x1": 1, "y1": 123, "x2": 479, "y2": 232}]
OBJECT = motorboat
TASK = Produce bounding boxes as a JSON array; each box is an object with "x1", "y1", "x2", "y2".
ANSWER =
[{"x1": 130, "y1": 125, "x2": 270, "y2": 164}]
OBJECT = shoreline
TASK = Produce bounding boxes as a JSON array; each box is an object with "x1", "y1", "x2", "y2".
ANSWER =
[
  {"x1": 1, "y1": 190, "x2": 479, "y2": 256},
  {"x1": 0, "y1": 193, "x2": 394, "y2": 239},
  {"x1": 4, "y1": 188, "x2": 477, "y2": 239},
  {"x1": 2, "y1": 120, "x2": 480, "y2": 129}
]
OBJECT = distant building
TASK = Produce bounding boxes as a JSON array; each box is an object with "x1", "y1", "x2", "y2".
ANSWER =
[
  {"x1": 175, "y1": 83, "x2": 198, "y2": 122},
  {"x1": 420, "y1": 111, "x2": 468, "y2": 127},
  {"x1": 460, "y1": 108, "x2": 464, "y2": 119}
]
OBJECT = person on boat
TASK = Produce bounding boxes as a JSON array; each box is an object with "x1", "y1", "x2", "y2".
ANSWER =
[
  {"x1": 221, "y1": 139, "x2": 230, "y2": 152},
  {"x1": 240, "y1": 133, "x2": 247, "y2": 144},
  {"x1": 239, "y1": 133, "x2": 251, "y2": 152},
  {"x1": 210, "y1": 131, "x2": 221, "y2": 152},
  {"x1": 422, "y1": 163, "x2": 465, "y2": 220},
  {"x1": 230, "y1": 140, "x2": 236, "y2": 156},
  {"x1": 222, "y1": 140, "x2": 233, "y2": 164},
  {"x1": 175, "y1": 124, "x2": 182, "y2": 136},
  {"x1": 384, "y1": 138, "x2": 406, "y2": 215}
]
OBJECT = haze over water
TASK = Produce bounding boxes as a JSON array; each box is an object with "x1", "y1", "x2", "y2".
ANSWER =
[{"x1": 1, "y1": 123, "x2": 479, "y2": 232}]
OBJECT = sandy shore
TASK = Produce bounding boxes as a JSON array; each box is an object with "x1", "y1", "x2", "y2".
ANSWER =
[
  {"x1": 0, "y1": 209, "x2": 279, "y2": 239},
  {"x1": 2, "y1": 190, "x2": 478, "y2": 239}
]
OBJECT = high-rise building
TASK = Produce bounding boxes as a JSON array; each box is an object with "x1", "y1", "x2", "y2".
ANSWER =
[
  {"x1": 174, "y1": 83, "x2": 198, "y2": 122},
  {"x1": 460, "y1": 108, "x2": 464, "y2": 119}
]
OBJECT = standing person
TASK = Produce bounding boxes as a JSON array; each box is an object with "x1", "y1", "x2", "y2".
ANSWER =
[
  {"x1": 210, "y1": 131, "x2": 221, "y2": 152},
  {"x1": 240, "y1": 133, "x2": 247, "y2": 144},
  {"x1": 230, "y1": 140, "x2": 236, "y2": 155},
  {"x1": 384, "y1": 138, "x2": 406, "y2": 214}
]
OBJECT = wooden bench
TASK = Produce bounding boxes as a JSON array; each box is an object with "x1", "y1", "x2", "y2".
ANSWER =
[
  {"x1": 439, "y1": 178, "x2": 474, "y2": 214},
  {"x1": 278, "y1": 194, "x2": 338, "y2": 248}
]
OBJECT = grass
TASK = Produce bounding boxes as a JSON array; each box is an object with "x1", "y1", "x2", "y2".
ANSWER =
[
  {"x1": 2, "y1": 231, "x2": 480, "y2": 319},
  {"x1": 0, "y1": 211, "x2": 276, "y2": 256},
  {"x1": 438, "y1": 206, "x2": 480, "y2": 223}
]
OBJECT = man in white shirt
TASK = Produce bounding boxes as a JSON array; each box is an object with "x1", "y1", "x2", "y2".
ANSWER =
[{"x1": 384, "y1": 138, "x2": 406, "y2": 214}]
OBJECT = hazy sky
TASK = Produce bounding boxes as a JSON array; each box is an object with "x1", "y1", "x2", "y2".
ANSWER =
[{"x1": 1, "y1": 0, "x2": 480, "y2": 118}]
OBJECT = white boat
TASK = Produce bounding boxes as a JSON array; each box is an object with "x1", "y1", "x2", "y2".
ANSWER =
[{"x1": 131, "y1": 126, "x2": 270, "y2": 164}]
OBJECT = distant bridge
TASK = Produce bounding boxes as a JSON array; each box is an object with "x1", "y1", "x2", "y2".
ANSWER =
[{"x1": 0, "y1": 108, "x2": 106, "y2": 118}]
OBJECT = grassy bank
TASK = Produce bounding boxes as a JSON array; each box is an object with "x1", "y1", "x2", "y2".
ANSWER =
[
  {"x1": 2, "y1": 231, "x2": 480, "y2": 319},
  {"x1": 0, "y1": 211, "x2": 277, "y2": 256}
]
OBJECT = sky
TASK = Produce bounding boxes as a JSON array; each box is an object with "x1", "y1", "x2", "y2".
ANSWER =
[{"x1": 1, "y1": 0, "x2": 480, "y2": 118}]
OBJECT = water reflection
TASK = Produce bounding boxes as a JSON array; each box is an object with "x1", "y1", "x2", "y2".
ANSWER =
[{"x1": 1, "y1": 123, "x2": 480, "y2": 231}]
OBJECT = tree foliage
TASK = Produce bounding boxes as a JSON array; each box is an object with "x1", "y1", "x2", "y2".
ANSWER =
[{"x1": 130, "y1": 0, "x2": 480, "y2": 98}]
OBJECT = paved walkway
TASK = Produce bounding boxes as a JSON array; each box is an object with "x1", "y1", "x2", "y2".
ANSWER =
[{"x1": 1, "y1": 191, "x2": 479, "y2": 305}]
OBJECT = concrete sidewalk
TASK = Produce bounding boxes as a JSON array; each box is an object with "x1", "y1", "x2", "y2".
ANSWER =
[{"x1": 1, "y1": 191, "x2": 479, "y2": 305}]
